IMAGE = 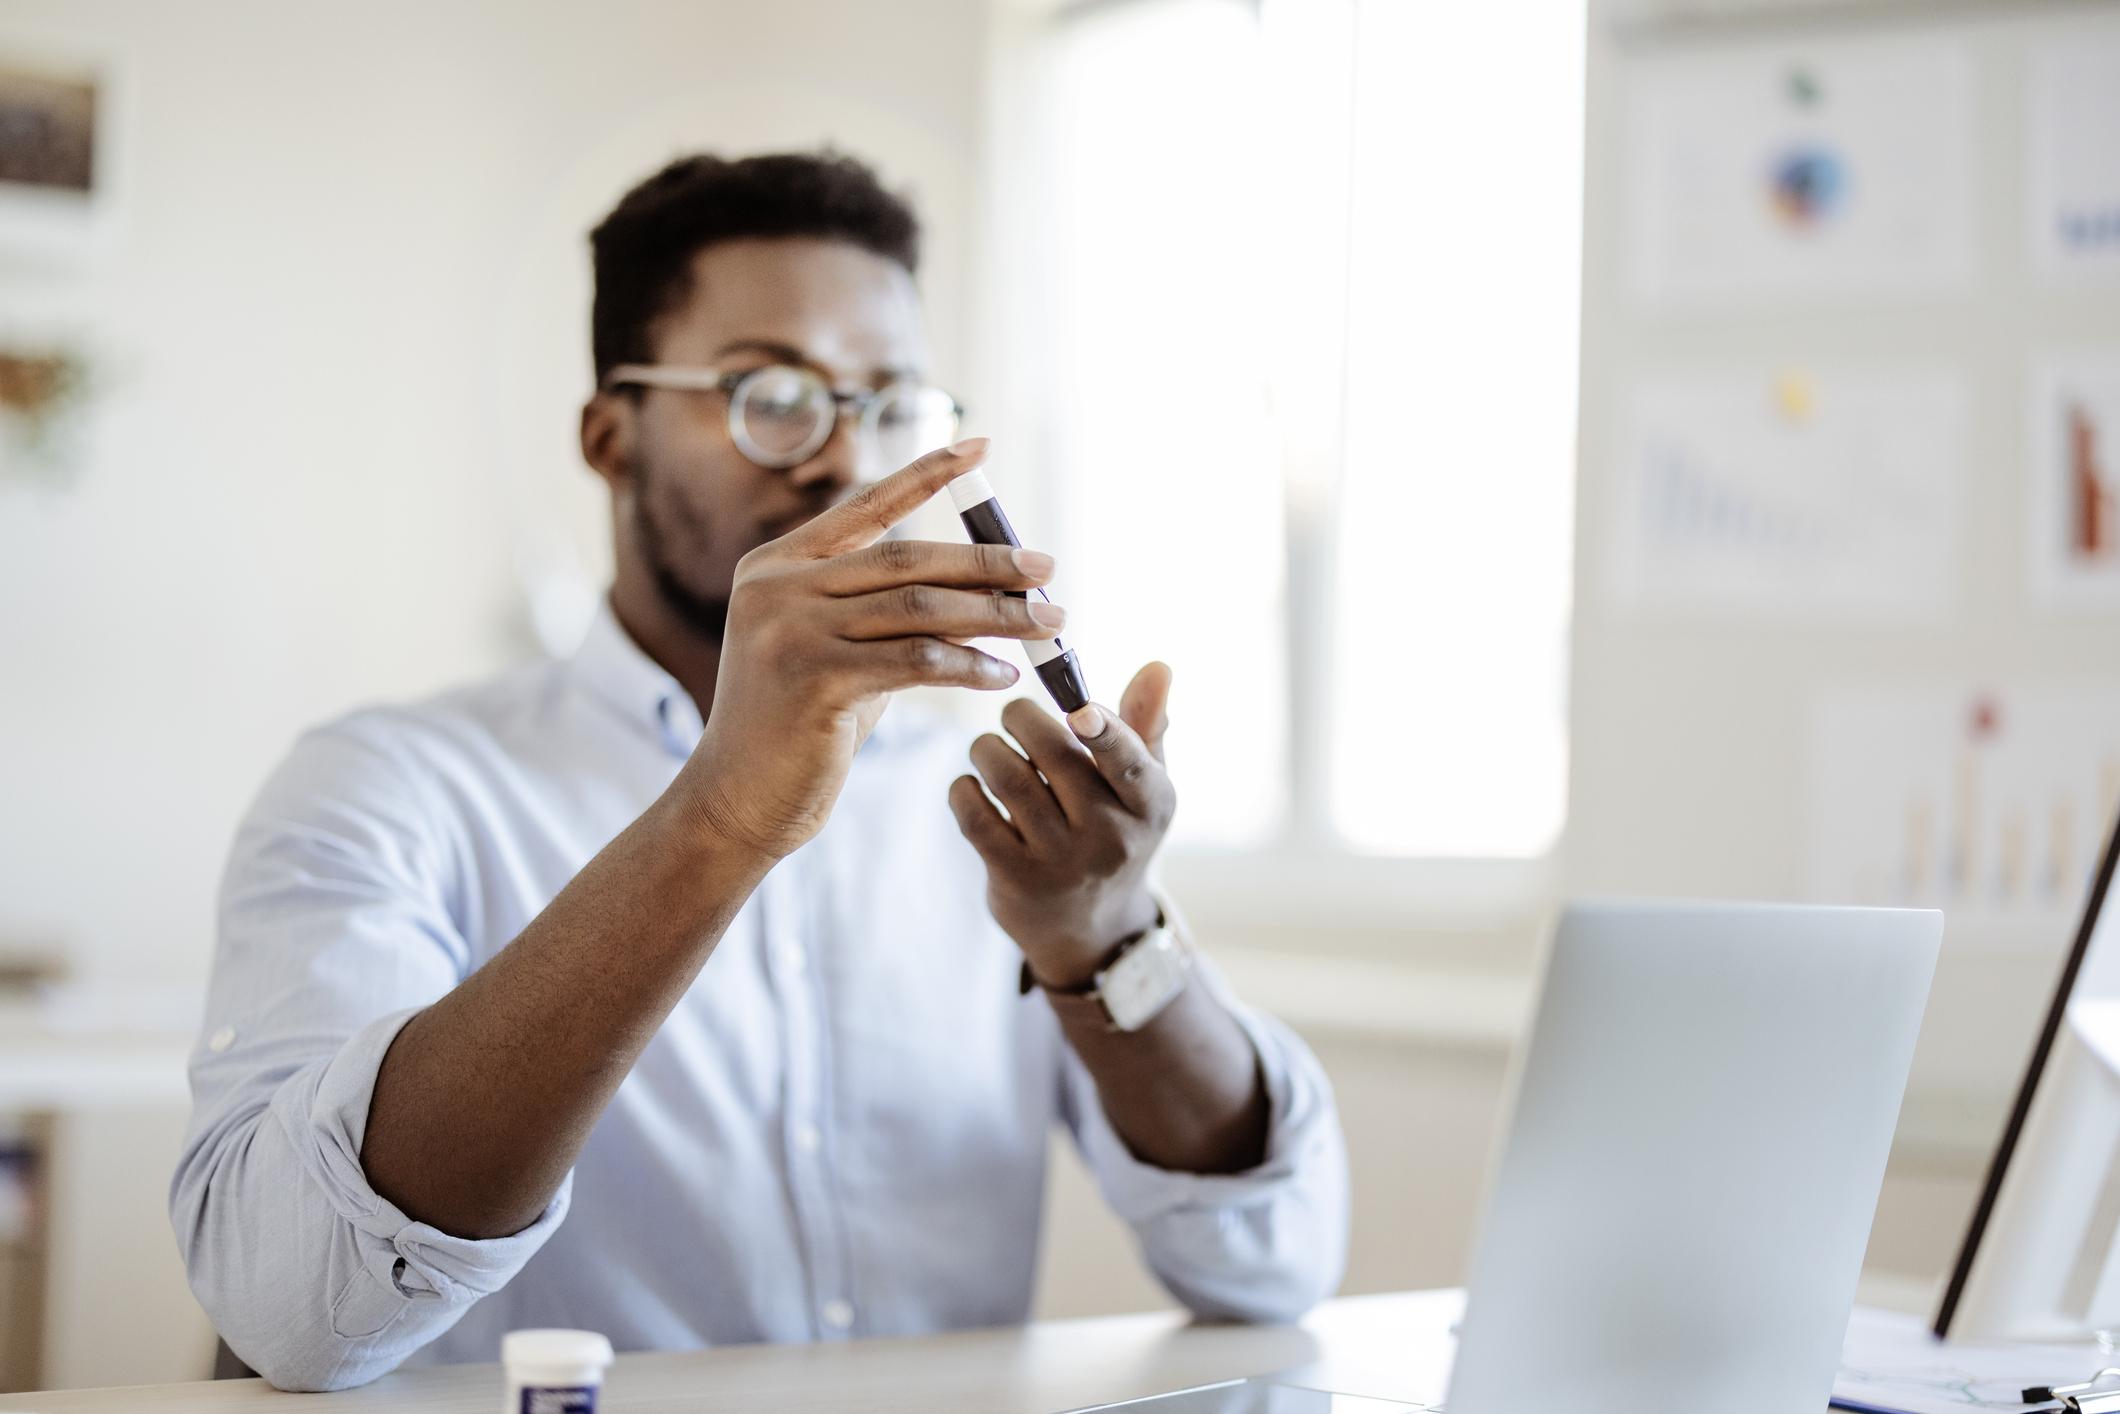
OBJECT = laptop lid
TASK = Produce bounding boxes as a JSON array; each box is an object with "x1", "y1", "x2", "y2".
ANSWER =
[{"x1": 1445, "y1": 902, "x2": 1941, "y2": 1414}]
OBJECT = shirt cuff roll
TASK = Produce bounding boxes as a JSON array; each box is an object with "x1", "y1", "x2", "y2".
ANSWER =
[
  {"x1": 1069, "y1": 977, "x2": 1339, "y2": 1223},
  {"x1": 270, "y1": 1006, "x2": 573, "y2": 1310}
]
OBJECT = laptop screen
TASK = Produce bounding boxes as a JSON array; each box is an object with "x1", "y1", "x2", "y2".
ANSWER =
[{"x1": 1934, "y1": 802, "x2": 2120, "y2": 1337}]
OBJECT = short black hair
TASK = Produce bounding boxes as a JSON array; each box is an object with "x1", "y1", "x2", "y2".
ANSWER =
[{"x1": 588, "y1": 150, "x2": 922, "y2": 380}]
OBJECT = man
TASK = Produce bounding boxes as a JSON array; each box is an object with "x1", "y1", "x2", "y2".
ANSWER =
[{"x1": 171, "y1": 151, "x2": 1347, "y2": 1392}]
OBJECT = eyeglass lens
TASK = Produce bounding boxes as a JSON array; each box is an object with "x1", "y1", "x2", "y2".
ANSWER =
[
  {"x1": 729, "y1": 366, "x2": 833, "y2": 468},
  {"x1": 727, "y1": 365, "x2": 958, "y2": 473}
]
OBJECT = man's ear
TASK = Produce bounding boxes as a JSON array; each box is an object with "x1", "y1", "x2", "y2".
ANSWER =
[{"x1": 580, "y1": 391, "x2": 635, "y2": 491}]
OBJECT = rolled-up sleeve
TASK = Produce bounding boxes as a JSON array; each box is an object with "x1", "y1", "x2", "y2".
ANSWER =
[
  {"x1": 170, "y1": 718, "x2": 568, "y2": 1391},
  {"x1": 1058, "y1": 956, "x2": 1350, "y2": 1325}
]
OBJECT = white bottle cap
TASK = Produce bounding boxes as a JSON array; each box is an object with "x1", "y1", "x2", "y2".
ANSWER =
[{"x1": 502, "y1": 1328, "x2": 614, "y2": 1386}]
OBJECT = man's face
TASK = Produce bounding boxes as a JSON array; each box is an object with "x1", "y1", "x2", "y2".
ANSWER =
[{"x1": 607, "y1": 236, "x2": 928, "y2": 639}]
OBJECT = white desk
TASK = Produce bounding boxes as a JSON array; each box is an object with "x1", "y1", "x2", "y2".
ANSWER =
[{"x1": 0, "y1": 1290, "x2": 1459, "y2": 1413}]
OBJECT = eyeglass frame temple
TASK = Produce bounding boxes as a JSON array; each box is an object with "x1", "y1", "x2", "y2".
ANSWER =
[{"x1": 600, "y1": 363, "x2": 743, "y2": 395}]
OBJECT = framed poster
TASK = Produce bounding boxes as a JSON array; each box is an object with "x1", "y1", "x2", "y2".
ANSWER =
[
  {"x1": 1627, "y1": 34, "x2": 1974, "y2": 307},
  {"x1": 2030, "y1": 355, "x2": 2120, "y2": 609},
  {"x1": 0, "y1": 40, "x2": 118, "y2": 259},
  {"x1": 2029, "y1": 29, "x2": 2120, "y2": 281}
]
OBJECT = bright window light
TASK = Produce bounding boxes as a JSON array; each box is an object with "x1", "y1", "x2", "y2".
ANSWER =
[
  {"x1": 1037, "y1": 0, "x2": 1289, "y2": 849},
  {"x1": 1016, "y1": 0, "x2": 1581, "y2": 861},
  {"x1": 1328, "y1": 0, "x2": 1582, "y2": 856}
]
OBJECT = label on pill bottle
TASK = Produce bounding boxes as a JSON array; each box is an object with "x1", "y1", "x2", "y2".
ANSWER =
[{"x1": 521, "y1": 1388, "x2": 597, "y2": 1414}]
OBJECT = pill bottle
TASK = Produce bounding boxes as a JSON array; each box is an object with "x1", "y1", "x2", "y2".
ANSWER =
[{"x1": 501, "y1": 1328, "x2": 614, "y2": 1413}]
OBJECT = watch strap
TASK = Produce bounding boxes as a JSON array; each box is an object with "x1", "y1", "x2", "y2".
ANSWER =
[
  {"x1": 1037, "y1": 975, "x2": 1130, "y2": 1031},
  {"x1": 1017, "y1": 891, "x2": 1193, "y2": 1031},
  {"x1": 1017, "y1": 943, "x2": 1131, "y2": 999}
]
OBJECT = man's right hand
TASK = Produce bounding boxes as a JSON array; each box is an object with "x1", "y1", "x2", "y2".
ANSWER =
[{"x1": 673, "y1": 437, "x2": 1062, "y2": 864}]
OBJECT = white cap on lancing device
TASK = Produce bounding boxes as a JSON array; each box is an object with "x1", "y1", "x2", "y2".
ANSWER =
[{"x1": 948, "y1": 468, "x2": 1091, "y2": 713}]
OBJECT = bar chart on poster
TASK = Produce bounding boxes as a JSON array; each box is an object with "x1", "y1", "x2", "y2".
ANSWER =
[
  {"x1": 1807, "y1": 686, "x2": 2120, "y2": 944},
  {"x1": 1608, "y1": 367, "x2": 1962, "y2": 616},
  {"x1": 2032, "y1": 355, "x2": 2120, "y2": 608}
]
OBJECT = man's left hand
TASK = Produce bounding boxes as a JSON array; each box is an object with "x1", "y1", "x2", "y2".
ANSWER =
[{"x1": 947, "y1": 661, "x2": 1177, "y2": 990}]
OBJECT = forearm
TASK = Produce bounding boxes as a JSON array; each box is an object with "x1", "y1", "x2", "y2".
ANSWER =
[
  {"x1": 360, "y1": 795, "x2": 774, "y2": 1239},
  {"x1": 1053, "y1": 982, "x2": 1270, "y2": 1176},
  {"x1": 1061, "y1": 997, "x2": 1350, "y2": 1324}
]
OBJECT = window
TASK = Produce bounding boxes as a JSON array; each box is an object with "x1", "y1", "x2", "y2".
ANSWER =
[{"x1": 989, "y1": 0, "x2": 1582, "y2": 870}]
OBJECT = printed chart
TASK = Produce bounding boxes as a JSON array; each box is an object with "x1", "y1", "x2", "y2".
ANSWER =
[
  {"x1": 2029, "y1": 31, "x2": 2120, "y2": 280},
  {"x1": 1807, "y1": 686, "x2": 2120, "y2": 937},
  {"x1": 1627, "y1": 34, "x2": 1973, "y2": 305},
  {"x1": 2031, "y1": 355, "x2": 2120, "y2": 608},
  {"x1": 1609, "y1": 368, "x2": 1961, "y2": 616},
  {"x1": 1833, "y1": 1304, "x2": 2102, "y2": 1413}
]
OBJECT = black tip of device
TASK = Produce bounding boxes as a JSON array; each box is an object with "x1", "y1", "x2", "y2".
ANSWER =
[{"x1": 1036, "y1": 653, "x2": 1090, "y2": 715}]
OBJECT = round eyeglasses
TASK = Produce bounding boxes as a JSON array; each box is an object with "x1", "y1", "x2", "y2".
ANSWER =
[{"x1": 602, "y1": 362, "x2": 964, "y2": 475}]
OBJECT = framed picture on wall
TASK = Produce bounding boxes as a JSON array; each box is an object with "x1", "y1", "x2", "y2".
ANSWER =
[
  {"x1": 0, "y1": 41, "x2": 118, "y2": 259},
  {"x1": 2030, "y1": 356, "x2": 2120, "y2": 611},
  {"x1": 2028, "y1": 29, "x2": 2120, "y2": 283}
]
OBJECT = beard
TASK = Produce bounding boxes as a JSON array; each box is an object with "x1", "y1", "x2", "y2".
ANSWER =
[{"x1": 631, "y1": 456, "x2": 732, "y2": 643}]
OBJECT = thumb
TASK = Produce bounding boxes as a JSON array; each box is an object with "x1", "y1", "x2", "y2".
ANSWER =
[{"x1": 1118, "y1": 661, "x2": 1172, "y2": 762}]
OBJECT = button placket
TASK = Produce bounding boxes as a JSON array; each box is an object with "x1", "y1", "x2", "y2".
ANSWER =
[{"x1": 765, "y1": 855, "x2": 852, "y2": 1340}]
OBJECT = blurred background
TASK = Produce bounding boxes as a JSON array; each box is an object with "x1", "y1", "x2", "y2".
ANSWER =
[{"x1": 1, "y1": 0, "x2": 2117, "y2": 1391}]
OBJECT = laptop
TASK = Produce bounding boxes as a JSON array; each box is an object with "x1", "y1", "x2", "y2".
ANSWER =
[{"x1": 1075, "y1": 901, "x2": 1942, "y2": 1414}]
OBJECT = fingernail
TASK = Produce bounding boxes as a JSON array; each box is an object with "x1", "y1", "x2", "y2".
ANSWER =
[
  {"x1": 949, "y1": 435, "x2": 990, "y2": 458},
  {"x1": 1013, "y1": 548, "x2": 1055, "y2": 578},
  {"x1": 1069, "y1": 705, "x2": 1105, "y2": 737},
  {"x1": 1028, "y1": 600, "x2": 1067, "y2": 629}
]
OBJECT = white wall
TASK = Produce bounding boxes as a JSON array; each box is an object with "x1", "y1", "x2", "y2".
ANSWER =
[
  {"x1": 0, "y1": 0, "x2": 987, "y2": 988},
  {"x1": 1049, "y1": 0, "x2": 2120, "y2": 1324},
  {"x1": 1572, "y1": 0, "x2": 2120, "y2": 1293}
]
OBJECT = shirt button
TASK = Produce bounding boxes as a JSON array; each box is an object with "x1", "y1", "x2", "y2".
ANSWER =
[
  {"x1": 779, "y1": 945, "x2": 807, "y2": 976},
  {"x1": 821, "y1": 1298, "x2": 854, "y2": 1331},
  {"x1": 793, "y1": 1122, "x2": 822, "y2": 1156},
  {"x1": 207, "y1": 1027, "x2": 236, "y2": 1053}
]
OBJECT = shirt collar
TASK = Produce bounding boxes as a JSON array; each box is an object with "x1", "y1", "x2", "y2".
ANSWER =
[
  {"x1": 569, "y1": 597, "x2": 913, "y2": 759},
  {"x1": 571, "y1": 600, "x2": 702, "y2": 757}
]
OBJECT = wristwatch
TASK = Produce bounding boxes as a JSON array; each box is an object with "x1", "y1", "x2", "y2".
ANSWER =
[{"x1": 1018, "y1": 899, "x2": 1194, "y2": 1033}]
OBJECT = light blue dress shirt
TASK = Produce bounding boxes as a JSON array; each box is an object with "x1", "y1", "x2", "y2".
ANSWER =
[{"x1": 170, "y1": 605, "x2": 1349, "y2": 1392}]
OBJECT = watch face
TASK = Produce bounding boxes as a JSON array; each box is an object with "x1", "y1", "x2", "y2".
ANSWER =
[{"x1": 1098, "y1": 929, "x2": 1187, "y2": 1031}]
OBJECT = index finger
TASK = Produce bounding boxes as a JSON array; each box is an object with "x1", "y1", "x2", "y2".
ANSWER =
[{"x1": 783, "y1": 437, "x2": 990, "y2": 559}]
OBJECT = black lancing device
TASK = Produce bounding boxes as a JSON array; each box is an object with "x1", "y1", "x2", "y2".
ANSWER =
[{"x1": 946, "y1": 467, "x2": 1091, "y2": 714}]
